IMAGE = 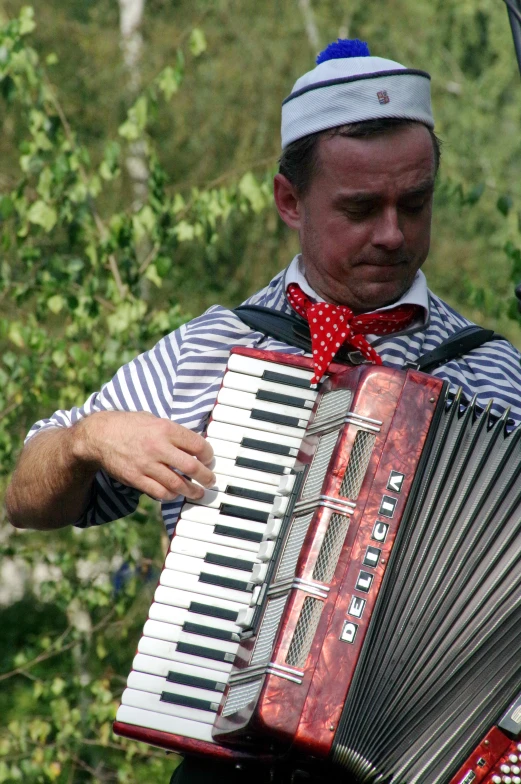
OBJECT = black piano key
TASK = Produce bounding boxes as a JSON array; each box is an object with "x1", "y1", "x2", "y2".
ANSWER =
[
  {"x1": 256, "y1": 389, "x2": 309, "y2": 409},
  {"x1": 167, "y1": 670, "x2": 227, "y2": 693},
  {"x1": 240, "y1": 437, "x2": 293, "y2": 457},
  {"x1": 160, "y1": 690, "x2": 219, "y2": 712},
  {"x1": 214, "y1": 524, "x2": 263, "y2": 543},
  {"x1": 188, "y1": 601, "x2": 238, "y2": 622},
  {"x1": 262, "y1": 370, "x2": 312, "y2": 389},
  {"x1": 199, "y1": 571, "x2": 252, "y2": 593},
  {"x1": 251, "y1": 408, "x2": 302, "y2": 428},
  {"x1": 182, "y1": 621, "x2": 239, "y2": 642},
  {"x1": 235, "y1": 456, "x2": 285, "y2": 475},
  {"x1": 225, "y1": 484, "x2": 276, "y2": 504},
  {"x1": 176, "y1": 641, "x2": 235, "y2": 663},
  {"x1": 219, "y1": 503, "x2": 269, "y2": 524},
  {"x1": 204, "y1": 552, "x2": 255, "y2": 572}
]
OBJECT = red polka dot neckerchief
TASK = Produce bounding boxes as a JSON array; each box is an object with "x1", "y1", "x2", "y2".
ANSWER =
[{"x1": 286, "y1": 283, "x2": 422, "y2": 385}]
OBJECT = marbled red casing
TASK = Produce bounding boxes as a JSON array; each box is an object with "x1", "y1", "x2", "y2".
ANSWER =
[{"x1": 214, "y1": 362, "x2": 444, "y2": 758}]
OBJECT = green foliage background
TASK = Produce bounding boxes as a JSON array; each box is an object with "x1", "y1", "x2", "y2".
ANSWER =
[{"x1": 1, "y1": 0, "x2": 521, "y2": 781}]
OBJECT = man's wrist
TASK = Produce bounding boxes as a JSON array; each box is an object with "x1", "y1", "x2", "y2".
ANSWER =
[{"x1": 69, "y1": 415, "x2": 103, "y2": 473}]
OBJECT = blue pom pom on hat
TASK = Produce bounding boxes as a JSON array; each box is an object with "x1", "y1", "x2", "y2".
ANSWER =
[
  {"x1": 281, "y1": 38, "x2": 434, "y2": 149},
  {"x1": 316, "y1": 38, "x2": 371, "y2": 64}
]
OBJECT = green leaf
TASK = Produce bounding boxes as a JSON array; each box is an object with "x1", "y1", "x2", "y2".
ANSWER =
[
  {"x1": 189, "y1": 28, "x2": 207, "y2": 57},
  {"x1": 497, "y1": 194, "x2": 513, "y2": 217},
  {"x1": 107, "y1": 301, "x2": 147, "y2": 335},
  {"x1": 174, "y1": 220, "x2": 196, "y2": 241},
  {"x1": 118, "y1": 96, "x2": 148, "y2": 140},
  {"x1": 7, "y1": 323, "x2": 25, "y2": 349},
  {"x1": 0, "y1": 196, "x2": 14, "y2": 220},
  {"x1": 239, "y1": 172, "x2": 266, "y2": 213},
  {"x1": 51, "y1": 677, "x2": 65, "y2": 696},
  {"x1": 144, "y1": 263, "x2": 162, "y2": 288},
  {"x1": 19, "y1": 6, "x2": 36, "y2": 36},
  {"x1": 47, "y1": 294, "x2": 65, "y2": 314},
  {"x1": 52, "y1": 349, "x2": 67, "y2": 367},
  {"x1": 45, "y1": 52, "x2": 58, "y2": 66},
  {"x1": 157, "y1": 66, "x2": 182, "y2": 100},
  {"x1": 27, "y1": 200, "x2": 57, "y2": 232}
]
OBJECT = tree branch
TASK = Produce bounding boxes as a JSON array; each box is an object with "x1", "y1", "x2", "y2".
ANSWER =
[{"x1": 0, "y1": 610, "x2": 116, "y2": 682}]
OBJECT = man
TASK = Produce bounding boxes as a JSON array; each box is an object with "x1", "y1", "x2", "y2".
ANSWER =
[{"x1": 6, "y1": 39, "x2": 521, "y2": 783}]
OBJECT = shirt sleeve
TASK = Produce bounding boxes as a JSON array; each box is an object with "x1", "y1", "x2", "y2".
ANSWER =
[{"x1": 25, "y1": 326, "x2": 184, "y2": 528}]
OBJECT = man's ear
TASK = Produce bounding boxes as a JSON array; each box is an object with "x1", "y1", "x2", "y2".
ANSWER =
[{"x1": 273, "y1": 173, "x2": 301, "y2": 230}]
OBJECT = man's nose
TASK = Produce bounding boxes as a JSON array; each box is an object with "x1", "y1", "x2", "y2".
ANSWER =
[{"x1": 372, "y1": 208, "x2": 405, "y2": 250}]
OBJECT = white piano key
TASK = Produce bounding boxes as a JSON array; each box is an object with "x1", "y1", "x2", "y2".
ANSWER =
[
  {"x1": 207, "y1": 421, "x2": 302, "y2": 451},
  {"x1": 190, "y1": 488, "x2": 275, "y2": 513},
  {"x1": 138, "y1": 635, "x2": 234, "y2": 672},
  {"x1": 154, "y1": 584, "x2": 248, "y2": 617},
  {"x1": 200, "y1": 471, "x2": 281, "y2": 498},
  {"x1": 262, "y1": 517, "x2": 283, "y2": 540},
  {"x1": 207, "y1": 439, "x2": 296, "y2": 469},
  {"x1": 251, "y1": 563, "x2": 269, "y2": 584},
  {"x1": 211, "y1": 456, "x2": 288, "y2": 484},
  {"x1": 223, "y1": 370, "x2": 317, "y2": 403},
  {"x1": 278, "y1": 474, "x2": 297, "y2": 495},
  {"x1": 257, "y1": 540, "x2": 276, "y2": 562},
  {"x1": 160, "y1": 568, "x2": 257, "y2": 605},
  {"x1": 148, "y1": 602, "x2": 241, "y2": 634},
  {"x1": 116, "y1": 705, "x2": 215, "y2": 743},
  {"x1": 169, "y1": 536, "x2": 260, "y2": 567},
  {"x1": 271, "y1": 496, "x2": 290, "y2": 517},
  {"x1": 218, "y1": 388, "x2": 312, "y2": 423},
  {"x1": 180, "y1": 505, "x2": 267, "y2": 533},
  {"x1": 164, "y1": 552, "x2": 254, "y2": 583},
  {"x1": 213, "y1": 404, "x2": 305, "y2": 439},
  {"x1": 122, "y1": 688, "x2": 216, "y2": 724},
  {"x1": 127, "y1": 671, "x2": 224, "y2": 704},
  {"x1": 132, "y1": 653, "x2": 231, "y2": 687},
  {"x1": 236, "y1": 606, "x2": 255, "y2": 629},
  {"x1": 142, "y1": 621, "x2": 239, "y2": 655},
  {"x1": 227, "y1": 354, "x2": 314, "y2": 383},
  {"x1": 175, "y1": 520, "x2": 262, "y2": 553}
]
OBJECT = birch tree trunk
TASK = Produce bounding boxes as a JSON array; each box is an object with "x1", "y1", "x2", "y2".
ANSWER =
[
  {"x1": 298, "y1": 0, "x2": 320, "y2": 52},
  {"x1": 119, "y1": 0, "x2": 148, "y2": 208}
]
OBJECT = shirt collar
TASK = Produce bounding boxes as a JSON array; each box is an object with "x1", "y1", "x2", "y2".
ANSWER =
[{"x1": 283, "y1": 254, "x2": 429, "y2": 326}]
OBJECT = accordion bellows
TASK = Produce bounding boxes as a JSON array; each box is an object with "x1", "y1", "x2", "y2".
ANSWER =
[{"x1": 114, "y1": 348, "x2": 521, "y2": 784}]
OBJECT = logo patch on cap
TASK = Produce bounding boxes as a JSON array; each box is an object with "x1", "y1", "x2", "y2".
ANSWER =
[{"x1": 377, "y1": 90, "x2": 390, "y2": 105}]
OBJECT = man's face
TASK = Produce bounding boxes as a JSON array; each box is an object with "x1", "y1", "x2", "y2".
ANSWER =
[{"x1": 275, "y1": 124, "x2": 436, "y2": 313}]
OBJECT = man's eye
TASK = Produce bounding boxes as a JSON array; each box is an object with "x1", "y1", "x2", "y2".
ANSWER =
[
  {"x1": 345, "y1": 206, "x2": 374, "y2": 219},
  {"x1": 401, "y1": 200, "x2": 427, "y2": 214}
]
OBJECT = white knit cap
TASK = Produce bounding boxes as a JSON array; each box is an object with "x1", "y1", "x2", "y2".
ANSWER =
[{"x1": 281, "y1": 40, "x2": 434, "y2": 149}]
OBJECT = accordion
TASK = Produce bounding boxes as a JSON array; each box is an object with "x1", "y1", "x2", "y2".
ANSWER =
[{"x1": 114, "y1": 347, "x2": 521, "y2": 784}]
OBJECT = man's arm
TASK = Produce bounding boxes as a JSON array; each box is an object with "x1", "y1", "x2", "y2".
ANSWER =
[{"x1": 5, "y1": 410, "x2": 215, "y2": 531}]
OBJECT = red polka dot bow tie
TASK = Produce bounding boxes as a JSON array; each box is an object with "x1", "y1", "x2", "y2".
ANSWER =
[{"x1": 286, "y1": 283, "x2": 422, "y2": 384}]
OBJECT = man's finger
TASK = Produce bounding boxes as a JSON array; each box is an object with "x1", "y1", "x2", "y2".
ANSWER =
[
  {"x1": 168, "y1": 423, "x2": 214, "y2": 466},
  {"x1": 149, "y1": 464, "x2": 206, "y2": 501},
  {"x1": 163, "y1": 446, "x2": 216, "y2": 488}
]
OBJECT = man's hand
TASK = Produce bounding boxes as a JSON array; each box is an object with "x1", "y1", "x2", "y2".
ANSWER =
[
  {"x1": 72, "y1": 410, "x2": 215, "y2": 501},
  {"x1": 6, "y1": 410, "x2": 216, "y2": 530}
]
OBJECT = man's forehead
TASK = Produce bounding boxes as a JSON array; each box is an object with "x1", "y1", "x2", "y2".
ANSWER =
[{"x1": 315, "y1": 126, "x2": 436, "y2": 184}]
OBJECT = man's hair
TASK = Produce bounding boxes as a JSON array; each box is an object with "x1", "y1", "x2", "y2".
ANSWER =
[{"x1": 278, "y1": 118, "x2": 442, "y2": 195}]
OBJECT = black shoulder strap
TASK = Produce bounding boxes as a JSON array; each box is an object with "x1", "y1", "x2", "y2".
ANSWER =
[
  {"x1": 407, "y1": 324, "x2": 504, "y2": 373},
  {"x1": 234, "y1": 305, "x2": 504, "y2": 373}
]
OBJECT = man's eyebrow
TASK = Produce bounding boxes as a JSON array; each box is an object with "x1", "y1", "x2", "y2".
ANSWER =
[{"x1": 333, "y1": 180, "x2": 436, "y2": 205}]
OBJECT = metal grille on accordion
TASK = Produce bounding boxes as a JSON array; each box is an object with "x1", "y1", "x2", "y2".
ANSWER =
[{"x1": 114, "y1": 347, "x2": 521, "y2": 784}]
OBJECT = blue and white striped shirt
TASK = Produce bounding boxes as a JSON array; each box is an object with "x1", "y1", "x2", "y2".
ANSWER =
[{"x1": 27, "y1": 267, "x2": 521, "y2": 537}]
